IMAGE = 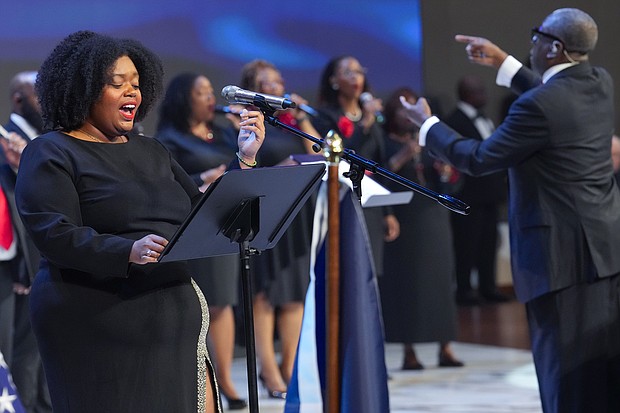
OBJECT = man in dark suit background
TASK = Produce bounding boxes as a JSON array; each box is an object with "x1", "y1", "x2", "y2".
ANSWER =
[
  {"x1": 444, "y1": 75, "x2": 509, "y2": 305},
  {"x1": 1, "y1": 71, "x2": 51, "y2": 413},
  {"x1": 401, "y1": 8, "x2": 620, "y2": 413},
  {"x1": 4, "y1": 72, "x2": 43, "y2": 143}
]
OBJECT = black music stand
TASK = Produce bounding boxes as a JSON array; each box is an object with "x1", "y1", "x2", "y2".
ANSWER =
[{"x1": 159, "y1": 163, "x2": 325, "y2": 413}]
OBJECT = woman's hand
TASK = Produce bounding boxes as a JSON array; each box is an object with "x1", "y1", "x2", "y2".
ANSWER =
[
  {"x1": 237, "y1": 108, "x2": 265, "y2": 169},
  {"x1": 361, "y1": 94, "x2": 383, "y2": 130},
  {"x1": 129, "y1": 234, "x2": 169, "y2": 264},
  {"x1": 200, "y1": 164, "x2": 227, "y2": 185},
  {"x1": 384, "y1": 214, "x2": 400, "y2": 242},
  {"x1": 0, "y1": 131, "x2": 27, "y2": 170},
  {"x1": 224, "y1": 104, "x2": 246, "y2": 131}
]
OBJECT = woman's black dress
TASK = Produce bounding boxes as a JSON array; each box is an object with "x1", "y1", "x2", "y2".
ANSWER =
[
  {"x1": 15, "y1": 132, "x2": 220, "y2": 412},
  {"x1": 156, "y1": 122, "x2": 240, "y2": 306},
  {"x1": 378, "y1": 137, "x2": 459, "y2": 343},
  {"x1": 250, "y1": 119, "x2": 314, "y2": 305},
  {"x1": 312, "y1": 106, "x2": 389, "y2": 276}
]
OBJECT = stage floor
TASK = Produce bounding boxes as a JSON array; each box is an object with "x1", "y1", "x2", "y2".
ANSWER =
[{"x1": 225, "y1": 342, "x2": 542, "y2": 412}]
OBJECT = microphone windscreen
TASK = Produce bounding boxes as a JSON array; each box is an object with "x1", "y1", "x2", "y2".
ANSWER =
[
  {"x1": 360, "y1": 92, "x2": 374, "y2": 103},
  {"x1": 221, "y1": 85, "x2": 239, "y2": 100}
]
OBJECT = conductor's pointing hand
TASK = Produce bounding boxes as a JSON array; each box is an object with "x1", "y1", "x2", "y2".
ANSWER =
[{"x1": 455, "y1": 35, "x2": 509, "y2": 68}]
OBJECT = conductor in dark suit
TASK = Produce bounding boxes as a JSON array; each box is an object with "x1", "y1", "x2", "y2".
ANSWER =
[
  {"x1": 444, "y1": 75, "x2": 508, "y2": 305},
  {"x1": 400, "y1": 8, "x2": 620, "y2": 413}
]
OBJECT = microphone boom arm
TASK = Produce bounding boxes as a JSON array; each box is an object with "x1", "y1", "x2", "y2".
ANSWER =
[{"x1": 255, "y1": 100, "x2": 470, "y2": 215}]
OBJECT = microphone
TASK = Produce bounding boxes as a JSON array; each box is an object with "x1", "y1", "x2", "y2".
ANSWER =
[
  {"x1": 214, "y1": 105, "x2": 233, "y2": 114},
  {"x1": 221, "y1": 85, "x2": 296, "y2": 110},
  {"x1": 283, "y1": 93, "x2": 319, "y2": 117},
  {"x1": 360, "y1": 92, "x2": 384, "y2": 124}
]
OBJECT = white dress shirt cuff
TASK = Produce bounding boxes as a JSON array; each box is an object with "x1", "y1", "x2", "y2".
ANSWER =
[
  {"x1": 418, "y1": 116, "x2": 440, "y2": 147},
  {"x1": 496, "y1": 55, "x2": 523, "y2": 88}
]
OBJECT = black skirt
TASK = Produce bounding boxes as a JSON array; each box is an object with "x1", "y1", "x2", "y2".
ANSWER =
[{"x1": 30, "y1": 261, "x2": 220, "y2": 412}]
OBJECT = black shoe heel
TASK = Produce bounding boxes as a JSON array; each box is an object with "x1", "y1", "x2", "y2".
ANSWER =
[{"x1": 221, "y1": 392, "x2": 248, "y2": 410}]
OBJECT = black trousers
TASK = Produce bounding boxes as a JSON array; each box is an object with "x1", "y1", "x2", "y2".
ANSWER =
[
  {"x1": 451, "y1": 203, "x2": 499, "y2": 295},
  {"x1": 526, "y1": 274, "x2": 620, "y2": 413},
  {"x1": 12, "y1": 294, "x2": 52, "y2": 413}
]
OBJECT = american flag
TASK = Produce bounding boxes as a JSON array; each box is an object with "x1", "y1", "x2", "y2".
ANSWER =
[
  {"x1": 0, "y1": 352, "x2": 25, "y2": 413},
  {"x1": 285, "y1": 187, "x2": 390, "y2": 413}
]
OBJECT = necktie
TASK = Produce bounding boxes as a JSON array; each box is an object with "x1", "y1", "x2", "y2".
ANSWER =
[{"x1": 0, "y1": 187, "x2": 14, "y2": 250}]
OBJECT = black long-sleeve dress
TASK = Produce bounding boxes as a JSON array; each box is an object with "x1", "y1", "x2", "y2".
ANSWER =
[
  {"x1": 15, "y1": 131, "x2": 221, "y2": 413},
  {"x1": 378, "y1": 136, "x2": 459, "y2": 343},
  {"x1": 156, "y1": 122, "x2": 241, "y2": 306},
  {"x1": 312, "y1": 106, "x2": 389, "y2": 276},
  {"x1": 250, "y1": 118, "x2": 314, "y2": 304}
]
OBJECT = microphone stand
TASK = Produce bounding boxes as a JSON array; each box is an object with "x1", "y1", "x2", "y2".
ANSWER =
[
  {"x1": 250, "y1": 96, "x2": 469, "y2": 412},
  {"x1": 252, "y1": 97, "x2": 470, "y2": 215}
]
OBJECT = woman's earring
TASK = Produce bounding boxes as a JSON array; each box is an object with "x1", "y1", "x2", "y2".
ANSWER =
[{"x1": 331, "y1": 83, "x2": 339, "y2": 90}]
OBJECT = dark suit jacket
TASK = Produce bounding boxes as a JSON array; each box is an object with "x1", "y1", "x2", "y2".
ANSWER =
[
  {"x1": 0, "y1": 164, "x2": 40, "y2": 286},
  {"x1": 426, "y1": 62, "x2": 620, "y2": 302},
  {"x1": 444, "y1": 108, "x2": 506, "y2": 205},
  {"x1": 2, "y1": 119, "x2": 40, "y2": 286}
]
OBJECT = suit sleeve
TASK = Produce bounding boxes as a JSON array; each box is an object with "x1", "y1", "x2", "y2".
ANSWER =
[
  {"x1": 510, "y1": 66, "x2": 543, "y2": 95},
  {"x1": 427, "y1": 92, "x2": 550, "y2": 176}
]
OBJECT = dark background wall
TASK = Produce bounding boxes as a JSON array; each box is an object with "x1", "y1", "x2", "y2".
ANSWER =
[
  {"x1": 1, "y1": 2, "x2": 618, "y2": 135},
  {"x1": 420, "y1": 0, "x2": 620, "y2": 129}
]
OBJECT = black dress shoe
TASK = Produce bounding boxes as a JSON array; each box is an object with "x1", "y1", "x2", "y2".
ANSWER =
[
  {"x1": 402, "y1": 360, "x2": 425, "y2": 371},
  {"x1": 481, "y1": 291, "x2": 512, "y2": 303},
  {"x1": 222, "y1": 393, "x2": 248, "y2": 410},
  {"x1": 438, "y1": 355, "x2": 464, "y2": 368}
]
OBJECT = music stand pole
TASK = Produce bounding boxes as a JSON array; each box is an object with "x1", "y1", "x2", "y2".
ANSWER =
[
  {"x1": 239, "y1": 239, "x2": 259, "y2": 412},
  {"x1": 220, "y1": 197, "x2": 261, "y2": 412}
]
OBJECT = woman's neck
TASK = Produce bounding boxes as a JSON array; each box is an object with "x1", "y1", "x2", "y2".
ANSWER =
[
  {"x1": 338, "y1": 95, "x2": 359, "y2": 113},
  {"x1": 190, "y1": 121, "x2": 213, "y2": 141},
  {"x1": 339, "y1": 95, "x2": 361, "y2": 121}
]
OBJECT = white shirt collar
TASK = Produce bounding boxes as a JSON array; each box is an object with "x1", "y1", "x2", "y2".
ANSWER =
[
  {"x1": 542, "y1": 62, "x2": 579, "y2": 84},
  {"x1": 9, "y1": 113, "x2": 39, "y2": 140},
  {"x1": 456, "y1": 101, "x2": 478, "y2": 119}
]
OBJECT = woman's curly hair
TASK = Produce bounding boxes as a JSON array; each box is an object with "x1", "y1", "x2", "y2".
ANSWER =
[{"x1": 36, "y1": 30, "x2": 164, "y2": 131}]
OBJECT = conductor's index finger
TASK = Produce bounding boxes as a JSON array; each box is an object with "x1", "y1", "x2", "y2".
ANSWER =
[{"x1": 455, "y1": 34, "x2": 479, "y2": 43}]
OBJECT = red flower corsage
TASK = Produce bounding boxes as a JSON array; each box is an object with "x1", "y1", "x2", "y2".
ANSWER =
[
  {"x1": 337, "y1": 116, "x2": 354, "y2": 138},
  {"x1": 278, "y1": 112, "x2": 297, "y2": 127}
]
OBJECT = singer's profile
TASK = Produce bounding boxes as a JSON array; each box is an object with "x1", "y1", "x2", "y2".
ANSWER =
[
  {"x1": 14, "y1": 30, "x2": 266, "y2": 413},
  {"x1": 312, "y1": 54, "x2": 399, "y2": 280}
]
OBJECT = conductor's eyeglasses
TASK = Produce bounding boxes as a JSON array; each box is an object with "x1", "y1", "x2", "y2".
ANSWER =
[{"x1": 531, "y1": 27, "x2": 565, "y2": 46}]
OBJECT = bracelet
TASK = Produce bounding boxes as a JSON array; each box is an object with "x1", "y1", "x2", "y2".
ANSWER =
[{"x1": 236, "y1": 152, "x2": 257, "y2": 168}]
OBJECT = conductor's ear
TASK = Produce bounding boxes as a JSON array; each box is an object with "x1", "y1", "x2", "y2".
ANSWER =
[
  {"x1": 546, "y1": 41, "x2": 561, "y2": 59},
  {"x1": 551, "y1": 41, "x2": 560, "y2": 53}
]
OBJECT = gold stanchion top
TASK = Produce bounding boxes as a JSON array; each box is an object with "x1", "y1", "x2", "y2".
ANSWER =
[{"x1": 323, "y1": 130, "x2": 343, "y2": 165}]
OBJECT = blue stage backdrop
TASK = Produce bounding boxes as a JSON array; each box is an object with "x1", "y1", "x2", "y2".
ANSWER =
[{"x1": 1, "y1": 0, "x2": 422, "y2": 134}]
